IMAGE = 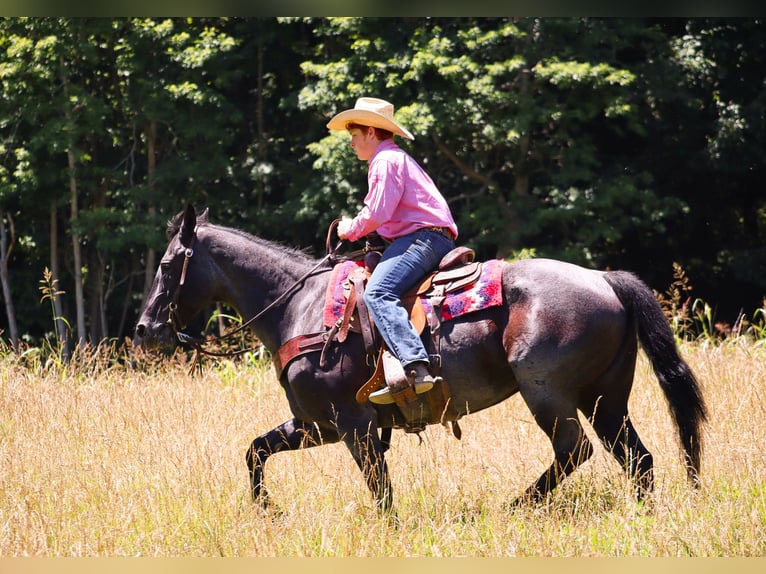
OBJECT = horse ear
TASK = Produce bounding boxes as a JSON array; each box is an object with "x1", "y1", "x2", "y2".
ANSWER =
[
  {"x1": 180, "y1": 204, "x2": 196, "y2": 246},
  {"x1": 197, "y1": 207, "x2": 209, "y2": 226}
]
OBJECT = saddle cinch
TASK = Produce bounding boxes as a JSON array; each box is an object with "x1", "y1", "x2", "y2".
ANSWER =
[{"x1": 332, "y1": 246, "x2": 480, "y2": 436}]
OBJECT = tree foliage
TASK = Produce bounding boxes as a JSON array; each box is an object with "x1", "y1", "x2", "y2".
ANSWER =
[{"x1": 0, "y1": 17, "x2": 764, "y2": 346}]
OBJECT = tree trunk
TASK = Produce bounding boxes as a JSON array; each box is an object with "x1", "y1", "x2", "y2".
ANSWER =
[
  {"x1": 117, "y1": 256, "x2": 136, "y2": 340},
  {"x1": 88, "y1": 181, "x2": 108, "y2": 342},
  {"x1": 142, "y1": 120, "x2": 158, "y2": 302},
  {"x1": 256, "y1": 40, "x2": 265, "y2": 210},
  {"x1": 66, "y1": 149, "x2": 87, "y2": 347},
  {"x1": 49, "y1": 205, "x2": 70, "y2": 359},
  {"x1": 0, "y1": 210, "x2": 19, "y2": 351},
  {"x1": 60, "y1": 56, "x2": 87, "y2": 348},
  {"x1": 514, "y1": 68, "x2": 532, "y2": 199},
  {"x1": 497, "y1": 65, "x2": 532, "y2": 259}
]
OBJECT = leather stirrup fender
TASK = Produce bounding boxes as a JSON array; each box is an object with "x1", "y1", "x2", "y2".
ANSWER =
[{"x1": 337, "y1": 282, "x2": 357, "y2": 343}]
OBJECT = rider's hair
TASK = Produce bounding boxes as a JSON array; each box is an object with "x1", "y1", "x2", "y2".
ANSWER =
[{"x1": 345, "y1": 122, "x2": 393, "y2": 140}]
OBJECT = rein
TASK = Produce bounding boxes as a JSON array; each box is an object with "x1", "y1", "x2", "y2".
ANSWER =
[{"x1": 170, "y1": 220, "x2": 345, "y2": 374}]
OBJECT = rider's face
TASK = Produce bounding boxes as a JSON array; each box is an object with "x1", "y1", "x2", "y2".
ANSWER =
[{"x1": 348, "y1": 127, "x2": 379, "y2": 161}]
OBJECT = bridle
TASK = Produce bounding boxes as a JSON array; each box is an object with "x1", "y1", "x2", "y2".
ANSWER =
[
  {"x1": 164, "y1": 220, "x2": 346, "y2": 373},
  {"x1": 166, "y1": 235, "x2": 196, "y2": 335}
]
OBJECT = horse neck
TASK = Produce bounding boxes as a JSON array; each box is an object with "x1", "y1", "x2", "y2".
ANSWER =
[{"x1": 202, "y1": 225, "x2": 326, "y2": 349}]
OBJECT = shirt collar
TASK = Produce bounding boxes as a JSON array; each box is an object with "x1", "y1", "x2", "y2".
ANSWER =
[{"x1": 369, "y1": 138, "x2": 398, "y2": 162}]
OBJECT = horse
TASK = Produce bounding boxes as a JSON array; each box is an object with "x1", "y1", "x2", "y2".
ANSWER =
[{"x1": 134, "y1": 204, "x2": 707, "y2": 512}]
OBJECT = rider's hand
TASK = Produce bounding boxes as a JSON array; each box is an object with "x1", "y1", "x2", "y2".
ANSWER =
[{"x1": 337, "y1": 217, "x2": 352, "y2": 240}]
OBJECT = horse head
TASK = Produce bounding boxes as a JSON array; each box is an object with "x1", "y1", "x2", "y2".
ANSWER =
[{"x1": 134, "y1": 204, "x2": 211, "y2": 353}]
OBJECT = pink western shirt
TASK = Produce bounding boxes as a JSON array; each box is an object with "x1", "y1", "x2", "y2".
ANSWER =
[{"x1": 344, "y1": 139, "x2": 458, "y2": 242}]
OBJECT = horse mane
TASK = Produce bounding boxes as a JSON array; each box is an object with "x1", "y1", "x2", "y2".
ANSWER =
[{"x1": 166, "y1": 208, "x2": 317, "y2": 264}]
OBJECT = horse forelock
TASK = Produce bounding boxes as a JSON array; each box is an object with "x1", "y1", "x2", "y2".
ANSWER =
[{"x1": 166, "y1": 212, "x2": 184, "y2": 240}]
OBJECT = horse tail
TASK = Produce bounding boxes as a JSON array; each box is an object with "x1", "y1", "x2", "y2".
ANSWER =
[{"x1": 603, "y1": 270, "x2": 708, "y2": 485}]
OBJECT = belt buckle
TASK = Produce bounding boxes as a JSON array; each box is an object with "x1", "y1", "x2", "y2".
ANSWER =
[{"x1": 426, "y1": 226, "x2": 453, "y2": 241}]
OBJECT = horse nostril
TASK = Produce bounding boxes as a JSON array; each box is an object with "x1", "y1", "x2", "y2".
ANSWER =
[{"x1": 135, "y1": 324, "x2": 146, "y2": 337}]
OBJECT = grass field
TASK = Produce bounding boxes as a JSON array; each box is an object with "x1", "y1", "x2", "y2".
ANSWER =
[{"x1": 0, "y1": 337, "x2": 764, "y2": 557}]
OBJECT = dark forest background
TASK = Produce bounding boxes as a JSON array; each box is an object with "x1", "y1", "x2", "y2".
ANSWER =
[{"x1": 1, "y1": 17, "x2": 764, "y2": 351}]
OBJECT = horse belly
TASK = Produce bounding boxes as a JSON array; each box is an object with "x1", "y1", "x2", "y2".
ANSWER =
[
  {"x1": 437, "y1": 310, "x2": 518, "y2": 414},
  {"x1": 281, "y1": 340, "x2": 370, "y2": 424}
]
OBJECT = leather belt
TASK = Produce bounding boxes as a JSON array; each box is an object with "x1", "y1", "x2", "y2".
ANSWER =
[{"x1": 425, "y1": 226, "x2": 456, "y2": 241}]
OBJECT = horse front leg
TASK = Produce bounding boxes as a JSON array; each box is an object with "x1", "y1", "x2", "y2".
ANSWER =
[
  {"x1": 245, "y1": 417, "x2": 339, "y2": 507},
  {"x1": 338, "y1": 417, "x2": 393, "y2": 513}
]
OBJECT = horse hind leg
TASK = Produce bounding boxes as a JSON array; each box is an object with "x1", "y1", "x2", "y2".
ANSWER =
[
  {"x1": 582, "y1": 336, "x2": 654, "y2": 501},
  {"x1": 590, "y1": 409, "x2": 654, "y2": 501},
  {"x1": 514, "y1": 395, "x2": 594, "y2": 505}
]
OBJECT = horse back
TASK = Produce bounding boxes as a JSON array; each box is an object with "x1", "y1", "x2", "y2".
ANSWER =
[{"x1": 499, "y1": 258, "x2": 629, "y2": 375}]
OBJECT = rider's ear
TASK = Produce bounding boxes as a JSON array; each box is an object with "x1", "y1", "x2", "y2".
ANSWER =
[{"x1": 180, "y1": 204, "x2": 196, "y2": 246}]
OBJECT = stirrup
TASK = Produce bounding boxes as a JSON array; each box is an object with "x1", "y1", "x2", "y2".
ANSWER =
[{"x1": 368, "y1": 378, "x2": 434, "y2": 405}]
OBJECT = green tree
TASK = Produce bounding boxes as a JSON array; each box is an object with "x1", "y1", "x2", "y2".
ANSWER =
[
  {"x1": 1, "y1": 18, "x2": 764, "y2": 346},
  {"x1": 676, "y1": 19, "x2": 766, "y2": 302},
  {"x1": 298, "y1": 18, "x2": 681, "y2": 264},
  {"x1": 0, "y1": 17, "x2": 242, "y2": 345},
  {"x1": 102, "y1": 17, "x2": 241, "y2": 336}
]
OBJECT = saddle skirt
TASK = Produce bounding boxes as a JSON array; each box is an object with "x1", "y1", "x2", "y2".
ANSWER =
[{"x1": 323, "y1": 255, "x2": 504, "y2": 330}]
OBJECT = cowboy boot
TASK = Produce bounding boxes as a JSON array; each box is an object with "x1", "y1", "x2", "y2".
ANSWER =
[{"x1": 368, "y1": 362, "x2": 435, "y2": 405}]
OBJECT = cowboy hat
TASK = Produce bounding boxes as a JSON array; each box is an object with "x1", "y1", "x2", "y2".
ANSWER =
[{"x1": 327, "y1": 97, "x2": 414, "y2": 140}]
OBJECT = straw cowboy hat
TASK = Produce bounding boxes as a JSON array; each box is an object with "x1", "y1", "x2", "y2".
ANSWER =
[{"x1": 327, "y1": 97, "x2": 414, "y2": 140}]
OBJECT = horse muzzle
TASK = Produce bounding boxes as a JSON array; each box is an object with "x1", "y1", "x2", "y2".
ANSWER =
[{"x1": 133, "y1": 320, "x2": 179, "y2": 354}]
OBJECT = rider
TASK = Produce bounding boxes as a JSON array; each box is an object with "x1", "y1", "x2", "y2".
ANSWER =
[{"x1": 327, "y1": 97, "x2": 458, "y2": 405}]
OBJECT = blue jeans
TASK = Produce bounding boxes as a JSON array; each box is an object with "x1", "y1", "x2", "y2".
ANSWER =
[{"x1": 363, "y1": 229, "x2": 455, "y2": 368}]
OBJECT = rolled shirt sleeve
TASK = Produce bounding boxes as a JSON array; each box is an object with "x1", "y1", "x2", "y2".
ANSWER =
[{"x1": 345, "y1": 140, "x2": 458, "y2": 242}]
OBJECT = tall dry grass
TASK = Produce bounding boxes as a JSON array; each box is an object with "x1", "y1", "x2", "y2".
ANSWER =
[{"x1": 0, "y1": 338, "x2": 764, "y2": 556}]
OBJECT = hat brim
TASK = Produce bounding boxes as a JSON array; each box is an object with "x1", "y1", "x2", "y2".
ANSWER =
[{"x1": 327, "y1": 109, "x2": 414, "y2": 140}]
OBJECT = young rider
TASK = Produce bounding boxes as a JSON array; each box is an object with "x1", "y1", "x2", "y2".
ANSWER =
[{"x1": 327, "y1": 97, "x2": 458, "y2": 404}]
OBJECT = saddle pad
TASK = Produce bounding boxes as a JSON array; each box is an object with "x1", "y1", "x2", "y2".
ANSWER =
[
  {"x1": 427, "y1": 258, "x2": 504, "y2": 321},
  {"x1": 323, "y1": 258, "x2": 504, "y2": 328},
  {"x1": 324, "y1": 260, "x2": 365, "y2": 328}
]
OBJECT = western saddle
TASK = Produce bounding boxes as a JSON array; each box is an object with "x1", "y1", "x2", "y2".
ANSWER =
[{"x1": 274, "y1": 244, "x2": 482, "y2": 436}]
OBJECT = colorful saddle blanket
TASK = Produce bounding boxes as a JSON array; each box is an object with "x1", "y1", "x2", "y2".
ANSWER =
[{"x1": 323, "y1": 258, "x2": 504, "y2": 329}]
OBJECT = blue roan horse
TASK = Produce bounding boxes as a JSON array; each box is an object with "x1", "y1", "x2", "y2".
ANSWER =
[{"x1": 134, "y1": 205, "x2": 707, "y2": 512}]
